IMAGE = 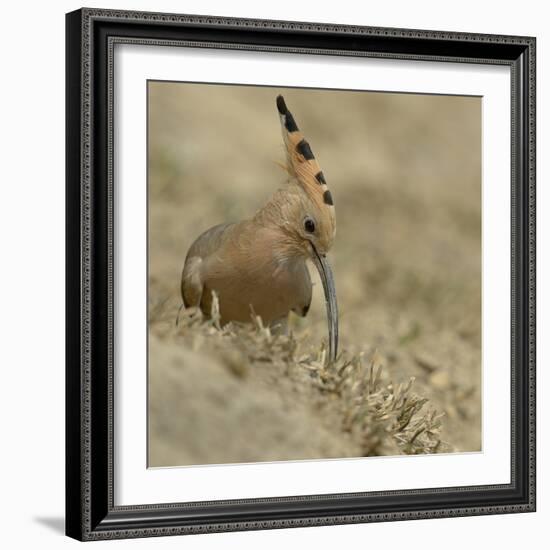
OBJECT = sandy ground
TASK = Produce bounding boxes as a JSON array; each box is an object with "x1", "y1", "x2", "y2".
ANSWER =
[{"x1": 147, "y1": 82, "x2": 481, "y2": 467}]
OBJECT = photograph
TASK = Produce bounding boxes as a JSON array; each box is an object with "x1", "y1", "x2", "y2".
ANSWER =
[{"x1": 146, "y1": 82, "x2": 482, "y2": 467}]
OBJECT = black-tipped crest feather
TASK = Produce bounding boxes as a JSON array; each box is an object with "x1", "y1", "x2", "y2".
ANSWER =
[
  {"x1": 323, "y1": 190, "x2": 334, "y2": 205},
  {"x1": 296, "y1": 139, "x2": 315, "y2": 160},
  {"x1": 277, "y1": 95, "x2": 299, "y2": 132},
  {"x1": 315, "y1": 171, "x2": 327, "y2": 185},
  {"x1": 276, "y1": 95, "x2": 287, "y2": 114}
]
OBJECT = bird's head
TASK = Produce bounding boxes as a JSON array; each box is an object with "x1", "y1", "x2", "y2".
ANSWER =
[
  {"x1": 285, "y1": 187, "x2": 336, "y2": 257},
  {"x1": 274, "y1": 95, "x2": 339, "y2": 362}
]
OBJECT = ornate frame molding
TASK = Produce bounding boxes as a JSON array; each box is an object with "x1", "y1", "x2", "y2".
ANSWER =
[{"x1": 66, "y1": 8, "x2": 536, "y2": 541}]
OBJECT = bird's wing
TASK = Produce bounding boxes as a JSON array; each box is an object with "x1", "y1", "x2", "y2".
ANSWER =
[
  {"x1": 292, "y1": 260, "x2": 313, "y2": 318},
  {"x1": 181, "y1": 256, "x2": 203, "y2": 308},
  {"x1": 180, "y1": 223, "x2": 235, "y2": 308}
]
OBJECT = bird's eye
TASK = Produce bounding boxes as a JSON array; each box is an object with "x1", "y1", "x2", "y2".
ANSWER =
[{"x1": 304, "y1": 218, "x2": 316, "y2": 233}]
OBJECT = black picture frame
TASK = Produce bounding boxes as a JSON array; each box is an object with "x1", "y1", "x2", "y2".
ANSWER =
[{"x1": 66, "y1": 7, "x2": 536, "y2": 541}]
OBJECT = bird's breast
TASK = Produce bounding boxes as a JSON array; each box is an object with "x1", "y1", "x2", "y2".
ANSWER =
[{"x1": 201, "y1": 227, "x2": 312, "y2": 325}]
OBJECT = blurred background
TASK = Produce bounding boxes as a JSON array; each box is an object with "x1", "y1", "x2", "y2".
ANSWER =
[{"x1": 148, "y1": 82, "x2": 481, "y2": 467}]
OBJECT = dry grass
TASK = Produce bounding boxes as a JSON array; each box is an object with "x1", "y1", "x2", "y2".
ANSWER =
[{"x1": 149, "y1": 292, "x2": 449, "y2": 465}]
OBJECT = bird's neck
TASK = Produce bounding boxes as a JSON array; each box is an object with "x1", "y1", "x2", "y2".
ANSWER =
[{"x1": 246, "y1": 188, "x2": 306, "y2": 263}]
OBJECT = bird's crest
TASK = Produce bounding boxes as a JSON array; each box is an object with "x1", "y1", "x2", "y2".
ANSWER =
[{"x1": 276, "y1": 95, "x2": 335, "y2": 213}]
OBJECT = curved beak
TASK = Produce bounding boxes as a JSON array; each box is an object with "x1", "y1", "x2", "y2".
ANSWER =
[{"x1": 310, "y1": 244, "x2": 339, "y2": 363}]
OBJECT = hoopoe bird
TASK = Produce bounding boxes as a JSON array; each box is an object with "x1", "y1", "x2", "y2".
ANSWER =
[{"x1": 180, "y1": 95, "x2": 338, "y2": 362}]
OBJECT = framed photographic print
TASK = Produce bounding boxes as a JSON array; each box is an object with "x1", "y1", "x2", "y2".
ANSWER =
[{"x1": 65, "y1": 7, "x2": 536, "y2": 541}]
